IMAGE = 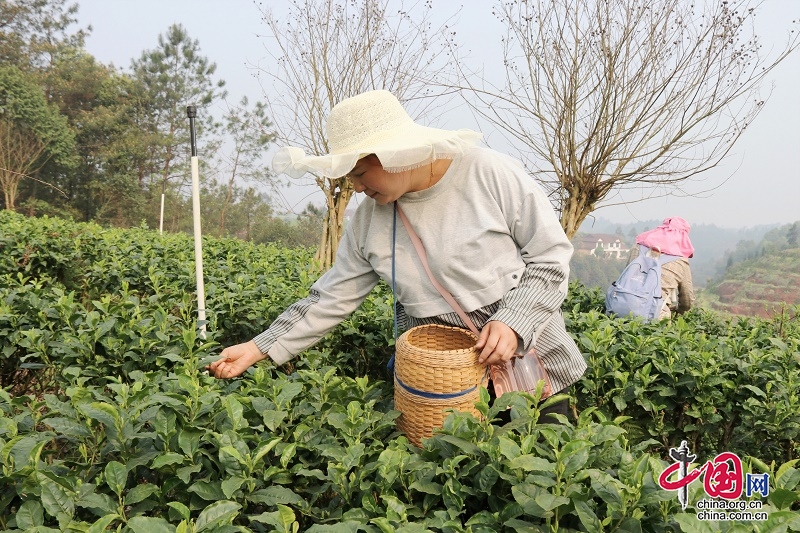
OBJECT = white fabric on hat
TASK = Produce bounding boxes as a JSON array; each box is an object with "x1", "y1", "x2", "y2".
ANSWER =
[{"x1": 272, "y1": 90, "x2": 482, "y2": 178}]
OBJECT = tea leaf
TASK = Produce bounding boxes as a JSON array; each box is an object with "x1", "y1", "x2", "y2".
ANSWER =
[
  {"x1": 195, "y1": 500, "x2": 242, "y2": 532},
  {"x1": 189, "y1": 480, "x2": 226, "y2": 501},
  {"x1": 589, "y1": 471, "x2": 623, "y2": 509},
  {"x1": 167, "y1": 501, "x2": 191, "y2": 521},
  {"x1": 436, "y1": 435, "x2": 481, "y2": 456},
  {"x1": 768, "y1": 488, "x2": 799, "y2": 510},
  {"x1": 124, "y1": 483, "x2": 159, "y2": 506},
  {"x1": 262, "y1": 409, "x2": 288, "y2": 431},
  {"x1": 509, "y1": 455, "x2": 554, "y2": 472},
  {"x1": 221, "y1": 475, "x2": 246, "y2": 499},
  {"x1": 42, "y1": 417, "x2": 91, "y2": 438},
  {"x1": 512, "y1": 483, "x2": 552, "y2": 518},
  {"x1": 280, "y1": 442, "x2": 297, "y2": 468},
  {"x1": 775, "y1": 459, "x2": 800, "y2": 489},
  {"x1": 252, "y1": 437, "x2": 282, "y2": 466},
  {"x1": 408, "y1": 480, "x2": 442, "y2": 495},
  {"x1": 87, "y1": 514, "x2": 121, "y2": 533},
  {"x1": 152, "y1": 452, "x2": 186, "y2": 469},
  {"x1": 256, "y1": 504, "x2": 298, "y2": 530},
  {"x1": 82, "y1": 402, "x2": 121, "y2": 430},
  {"x1": 247, "y1": 486, "x2": 304, "y2": 506},
  {"x1": 127, "y1": 516, "x2": 176, "y2": 533},
  {"x1": 559, "y1": 440, "x2": 593, "y2": 478},
  {"x1": 223, "y1": 396, "x2": 246, "y2": 431},
  {"x1": 176, "y1": 463, "x2": 203, "y2": 484},
  {"x1": 381, "y1": 494, "x2": 408, "y2": 522},
  {"x1": 178, "y1": 428, "x2": 203, "y2": 457},
  {"x1": 477, "y1": 464, "x2": 499, "y2": 492},
  {"x1": 75, "y1": 492, "x2": 117, "y2": 515},
  {"x1": 39, "y1": 474, "x2": 75, "y2": 518},
  {"x1": 104, "y1": 461, "x2": 127, "y2": 497},
  {"x1": 574, "y1": 500, "x2": 602, "y2": 532},
  {"x1": 497, "y1": 436, "x2": 522, "y2": 460},
  {"x1": 15, "y1": 500, "x2": 44, "y2": 528}
]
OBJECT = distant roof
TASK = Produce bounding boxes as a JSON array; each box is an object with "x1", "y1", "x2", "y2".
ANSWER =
[{"x1": 574, "y1": 233, "x2": 627, "y2": 249}]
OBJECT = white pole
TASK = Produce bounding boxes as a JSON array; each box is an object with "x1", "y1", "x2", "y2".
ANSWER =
[
  {"x1": 190, "y1": 155, "x2": 207, "y2": 339},
  {"x1": 159, "y1": 193, "x2": 165, "y2": 234},
  {"x1": 187, "y1": 105, "x2": 206, "y2": 340}
]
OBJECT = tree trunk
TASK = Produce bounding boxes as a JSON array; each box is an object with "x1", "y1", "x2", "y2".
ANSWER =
[
  {"x1": 220, "y1": 182, "x2": 232, "y2": 236},
  {"x1": 220, "y1": 156, "x2": 240, "y2": 237},
  {"x1": 2, "y1": 186, "x2": 14, "y2": 211},
  {"x1": 560, "y1": 187, "x2": 596, "y2": 240},
  {"x1": 6, "y1": 179, "x2": 18, "y2": 211},
  {"x1": 314, "y1": 176, "x2": 354, "y2": 270},
  {"x1": 0, "y1": 171, "x2": 20, "y2": 211}
]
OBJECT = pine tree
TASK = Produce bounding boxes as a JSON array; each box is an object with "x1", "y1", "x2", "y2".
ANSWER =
[{"x1": 131, "y1": 24, "x2": 227, "y2": 231}]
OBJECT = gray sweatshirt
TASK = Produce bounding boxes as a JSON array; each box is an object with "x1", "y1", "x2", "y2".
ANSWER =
[{"x1": 254, "y1": 146, "x2": 586, "y2": 392}]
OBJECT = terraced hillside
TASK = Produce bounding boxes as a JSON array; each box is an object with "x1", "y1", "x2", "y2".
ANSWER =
[{"x1": 699, "y1": 248, "x2": 800, "y2": 317}]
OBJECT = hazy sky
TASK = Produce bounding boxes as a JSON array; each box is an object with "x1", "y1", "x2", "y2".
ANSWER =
[{"x1": 76, "y1": 0, "x2": 800, "y2": 229}]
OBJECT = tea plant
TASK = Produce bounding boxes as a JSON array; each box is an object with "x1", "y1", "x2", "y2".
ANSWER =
[
  {"x1": 3, "y1": 210, "x2": 800, "y2": 531},
  {"x1": 570, "y1": 306, "x2": 800, "y2": 464}
]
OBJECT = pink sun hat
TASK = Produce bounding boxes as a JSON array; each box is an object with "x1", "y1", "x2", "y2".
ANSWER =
[{"x1": 636, "y1": 217, "x2": 695, "y2": 258}]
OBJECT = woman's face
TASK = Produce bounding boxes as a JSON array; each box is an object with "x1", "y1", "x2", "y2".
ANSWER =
[{"x1": 346, "y1": 155, "x2": 412, "y2": 205}]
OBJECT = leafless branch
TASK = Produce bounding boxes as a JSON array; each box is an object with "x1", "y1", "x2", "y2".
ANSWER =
[
  {"x1": 252, "y1": 0, "x2": 461, "y2": 267},
  {"x1": 446, "y1": 0, "x2": 798, "y2": 237}
]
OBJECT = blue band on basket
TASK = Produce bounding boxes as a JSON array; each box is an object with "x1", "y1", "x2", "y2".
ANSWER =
[{"x1": 394, "y1": 372, "x2": 477, "y2": 400}]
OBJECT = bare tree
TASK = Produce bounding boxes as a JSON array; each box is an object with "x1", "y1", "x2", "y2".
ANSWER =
[
  {"x1": 453, "y1": 0, "x2": 798, "y2": 238},
  {"x1": 256, "y1": 0, "x2": 458, "y2": 269},
  {"x1": 212, "y1": 96, "x2": 276, "y2": 236},
  {"x1": 0, "y1": 117, "x2": 47, "y2": 210}
]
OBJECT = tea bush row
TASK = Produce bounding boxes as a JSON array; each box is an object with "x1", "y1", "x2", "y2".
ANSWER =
[
  {"x1": 4, "y1": 348, "x2": 799, "y2": 532},
  {"x1": 0, "y1": 211, "x2": 394, "y2": 386},
  {"x1": 568, "y1": 306, "x2": 800, "y2": 465},
  {"x1": 2, "y1": 211, "x2": 800, "y2": 531},
  {"x1": 5, "y1": 211, "x2": 797, "y2": 463}
]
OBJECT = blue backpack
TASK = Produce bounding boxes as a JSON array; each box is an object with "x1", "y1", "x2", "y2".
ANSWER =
[{"x1": 605, "y1": 246, "x2": 681, "y2": 321}]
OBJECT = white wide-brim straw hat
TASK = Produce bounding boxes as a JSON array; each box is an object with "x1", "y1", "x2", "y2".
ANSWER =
[{"x1": 272, "y1": 90, "x2": 483, "y2": 179}]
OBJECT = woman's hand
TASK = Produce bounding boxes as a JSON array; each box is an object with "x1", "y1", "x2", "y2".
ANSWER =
[
  {"x1": 475, "y1": 320, "x2": 519, "y2": 366},
  {"x1": 207, "y1": 340, "x2": 266, "y2": 379}
]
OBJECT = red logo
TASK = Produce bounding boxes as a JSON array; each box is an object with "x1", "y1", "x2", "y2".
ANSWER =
[{"x1": 659, "y1": 446, "x2": 744, "y2": 501}]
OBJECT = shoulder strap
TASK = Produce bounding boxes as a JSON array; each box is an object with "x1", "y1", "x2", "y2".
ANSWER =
[
  {"x1": 640, "y1": 245, "x2": 682, "y2": 266},
  {"x1": 395, "y1": 203, "x2": 480, "y2": 337}
]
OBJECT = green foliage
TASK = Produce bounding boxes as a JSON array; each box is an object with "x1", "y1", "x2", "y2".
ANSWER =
[
  {"x1": 0, "y1": 210, "x2": 375, "y2": 384},
  {"x1": 0, "y1": 0, "x2": 87, "y2": 70},
  {"x1": 0, "y1": 65, "x2": 78, "y2": 211},
  {"x1": 569, "y1": 253, "x2": 628, "y2": 289},
  {"x1": 0, "y1": 5, "x2": 283, "y2": 232},
  {"x1": 719, "y1": 221, "x2": 800, "y2": 270},
  {"x1": 37, "y1": 49, "x2": 152, "y2": 223},
  {"x1": 570, "y1": 305, "x2": 800, "y2": 465},
  {"x1": 2, "y1": 211, "x2": 800, "y2": 530},
  {"x1": 698, "y1": 248, "x2": 800, "y2": 318},
  {"x1": 0, "y1": 367, "x2": 691, "y2": 532},
  {"x1": 0, "y1": 65, "x2": 78, "y2": 171}
]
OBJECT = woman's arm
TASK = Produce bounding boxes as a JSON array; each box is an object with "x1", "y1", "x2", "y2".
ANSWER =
[
  {"x1": 209, "y1": 224, "x2": 380, "y2": 378},
  {"x1": 487, "y1": 168, "x2": 573, "y2": 351},
  {"x1": 676, "y1": 261, "x2": 696, "y2": 314}
]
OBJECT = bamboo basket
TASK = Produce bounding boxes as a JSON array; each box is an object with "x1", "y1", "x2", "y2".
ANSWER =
[{"x1": 394, "y1": 324, "x2": 488, "y2": 446}]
